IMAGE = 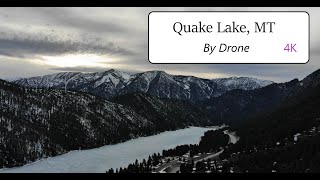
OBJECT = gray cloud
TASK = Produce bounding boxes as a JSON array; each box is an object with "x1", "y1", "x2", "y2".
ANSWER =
[
  {"x1": 311, "y1": 41, "x2": 320, "y2": 56},
  {"x1": 0, "y1": 7, "x2": 319, "y2": 83},
  {"x1": 50, "y1": 66, "x2": 111, "y2": 73},
  {"x1": 0, "y1": 33, "x2": 134, "y2": 58},
  {"x1": 30, "y1": 8, "x2": 131, "y2": 35}
]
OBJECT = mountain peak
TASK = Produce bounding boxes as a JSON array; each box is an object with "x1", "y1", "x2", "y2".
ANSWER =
[
  {"x1": 106, "y1": 69, "x2": 116, "y2": 73},
  {"x1": 95, "y1": 69, "x2": 131, "y2": 79},
  {"x1": 98, "y1": 69, "x2": 117, "y2": 75},
  {"x1": 302, "y1": 68, "x2": 320, "y2": 87},
  {"x1": 145, "y1": 70, "x2": 167, "y2": 75},
  {"x1": 13, "y1": 69, "x2": 273, "y2": 101},
  {"x1": 304, "y1": 68, "x2": 320, "y2": 80},
  {"x1": 212, "y1": 76, "x2": 274, "y2": 90}
]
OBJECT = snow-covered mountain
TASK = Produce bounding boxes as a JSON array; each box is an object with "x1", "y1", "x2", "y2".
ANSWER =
[
  {"x1": 3, "y1": 77, "x2": 22, "y2": 82},
  {"x1": 13, "y1": 69, "x2": 273, "y2": 101},
  {"x1": 199, "y1": 69, "x2": 320, "y2": 124},
  {"x1": 0, "y1": 79, "x2": 210, "y2": 168},
  {"x1": 212, "y1": 77, "x2": 274, "y2": 91}
]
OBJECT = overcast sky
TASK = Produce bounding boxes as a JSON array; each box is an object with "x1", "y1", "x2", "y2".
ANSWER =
[{"x1": 0, "y1": 7, "x2": 319, "y2": 82}]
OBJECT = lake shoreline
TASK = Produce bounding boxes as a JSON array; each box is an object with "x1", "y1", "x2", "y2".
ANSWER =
[{"x1": 0, "y1": 126, "x2": 220, "y2": 173}]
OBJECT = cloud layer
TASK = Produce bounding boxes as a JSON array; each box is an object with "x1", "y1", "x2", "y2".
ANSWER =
[
  {"x1": 0, "y1": 34, "x2": 133, "y2": 59},
  {"x1": 0, "y1": 7, "x2": 319, "y2": 82}
]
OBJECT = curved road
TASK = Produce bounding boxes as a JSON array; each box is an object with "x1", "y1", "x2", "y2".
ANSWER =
[{"x1": 155, "y1": 130, "x2": 239, "y2": 173}]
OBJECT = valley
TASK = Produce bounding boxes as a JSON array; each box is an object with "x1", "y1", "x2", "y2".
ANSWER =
[
  {"x1": 0, "y1": 6, "x2": 319, "y2": 174},
  {"x1": 0, "y1": 127, "x2": 218, "y2": 173},
  {"x1": 1, "y1": 68, "x2": 320, "y2": 173},
  {"x1": 0, "y1": 79, "x2": 210, "y2": 168}
]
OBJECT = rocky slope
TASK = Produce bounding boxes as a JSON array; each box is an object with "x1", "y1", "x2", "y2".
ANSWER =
[
  {"x1": 13, "y1": 69, "x2": 273, "y2": 101},
  {"x1": 0, "y1": 80, "x2": 209, "y2": 168}
]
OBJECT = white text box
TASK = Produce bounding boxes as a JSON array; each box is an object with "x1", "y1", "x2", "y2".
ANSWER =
[{"x1": 148, "y1": 11, "x2": 309, "y2": 64}]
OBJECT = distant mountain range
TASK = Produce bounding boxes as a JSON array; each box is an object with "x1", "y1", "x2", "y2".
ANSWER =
[
  {"x1": 199, "y1": 69, "x2": 320, "y2": 124},
  {"x1": 2, "y1": 68, "x2": 320, "y2": 172},
  {"x1": 12, "y1": 69, "x2": 273, "y2": 101}
]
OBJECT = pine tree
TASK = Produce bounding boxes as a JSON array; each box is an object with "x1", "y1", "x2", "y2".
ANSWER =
[
  {"x1": 108, "y1": 168, "x2": 114, "y2": 173},
  {"x1": 147, "y1": 155, "x2": 152, "y2": 166},
  {"x1": 207, "y1": 159, "x2": 211, "y2": 171}
]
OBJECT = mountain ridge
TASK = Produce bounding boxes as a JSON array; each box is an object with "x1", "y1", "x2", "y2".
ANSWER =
[
  {"x1": 12, "y1": 69, "x2": 274, "y2": 101},
  {"x1": 199, "y1": 68, "x2": 320, "y2": 124},
  {"x1": 0, "y1": 79, "x2": 210, "y2": 168}
]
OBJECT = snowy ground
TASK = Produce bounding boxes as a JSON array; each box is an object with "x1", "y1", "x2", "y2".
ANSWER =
[
  {"x1": 0, "y1": 126, "x2": 218, "y2": 173},
  {"x1": 224, "y1": 130, "x2": 240, "y2": 144}
]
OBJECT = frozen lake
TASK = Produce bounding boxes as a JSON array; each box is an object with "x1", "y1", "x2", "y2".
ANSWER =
[{"x1": 0, "y1": 126, "x2": 218, "y2": 173}]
